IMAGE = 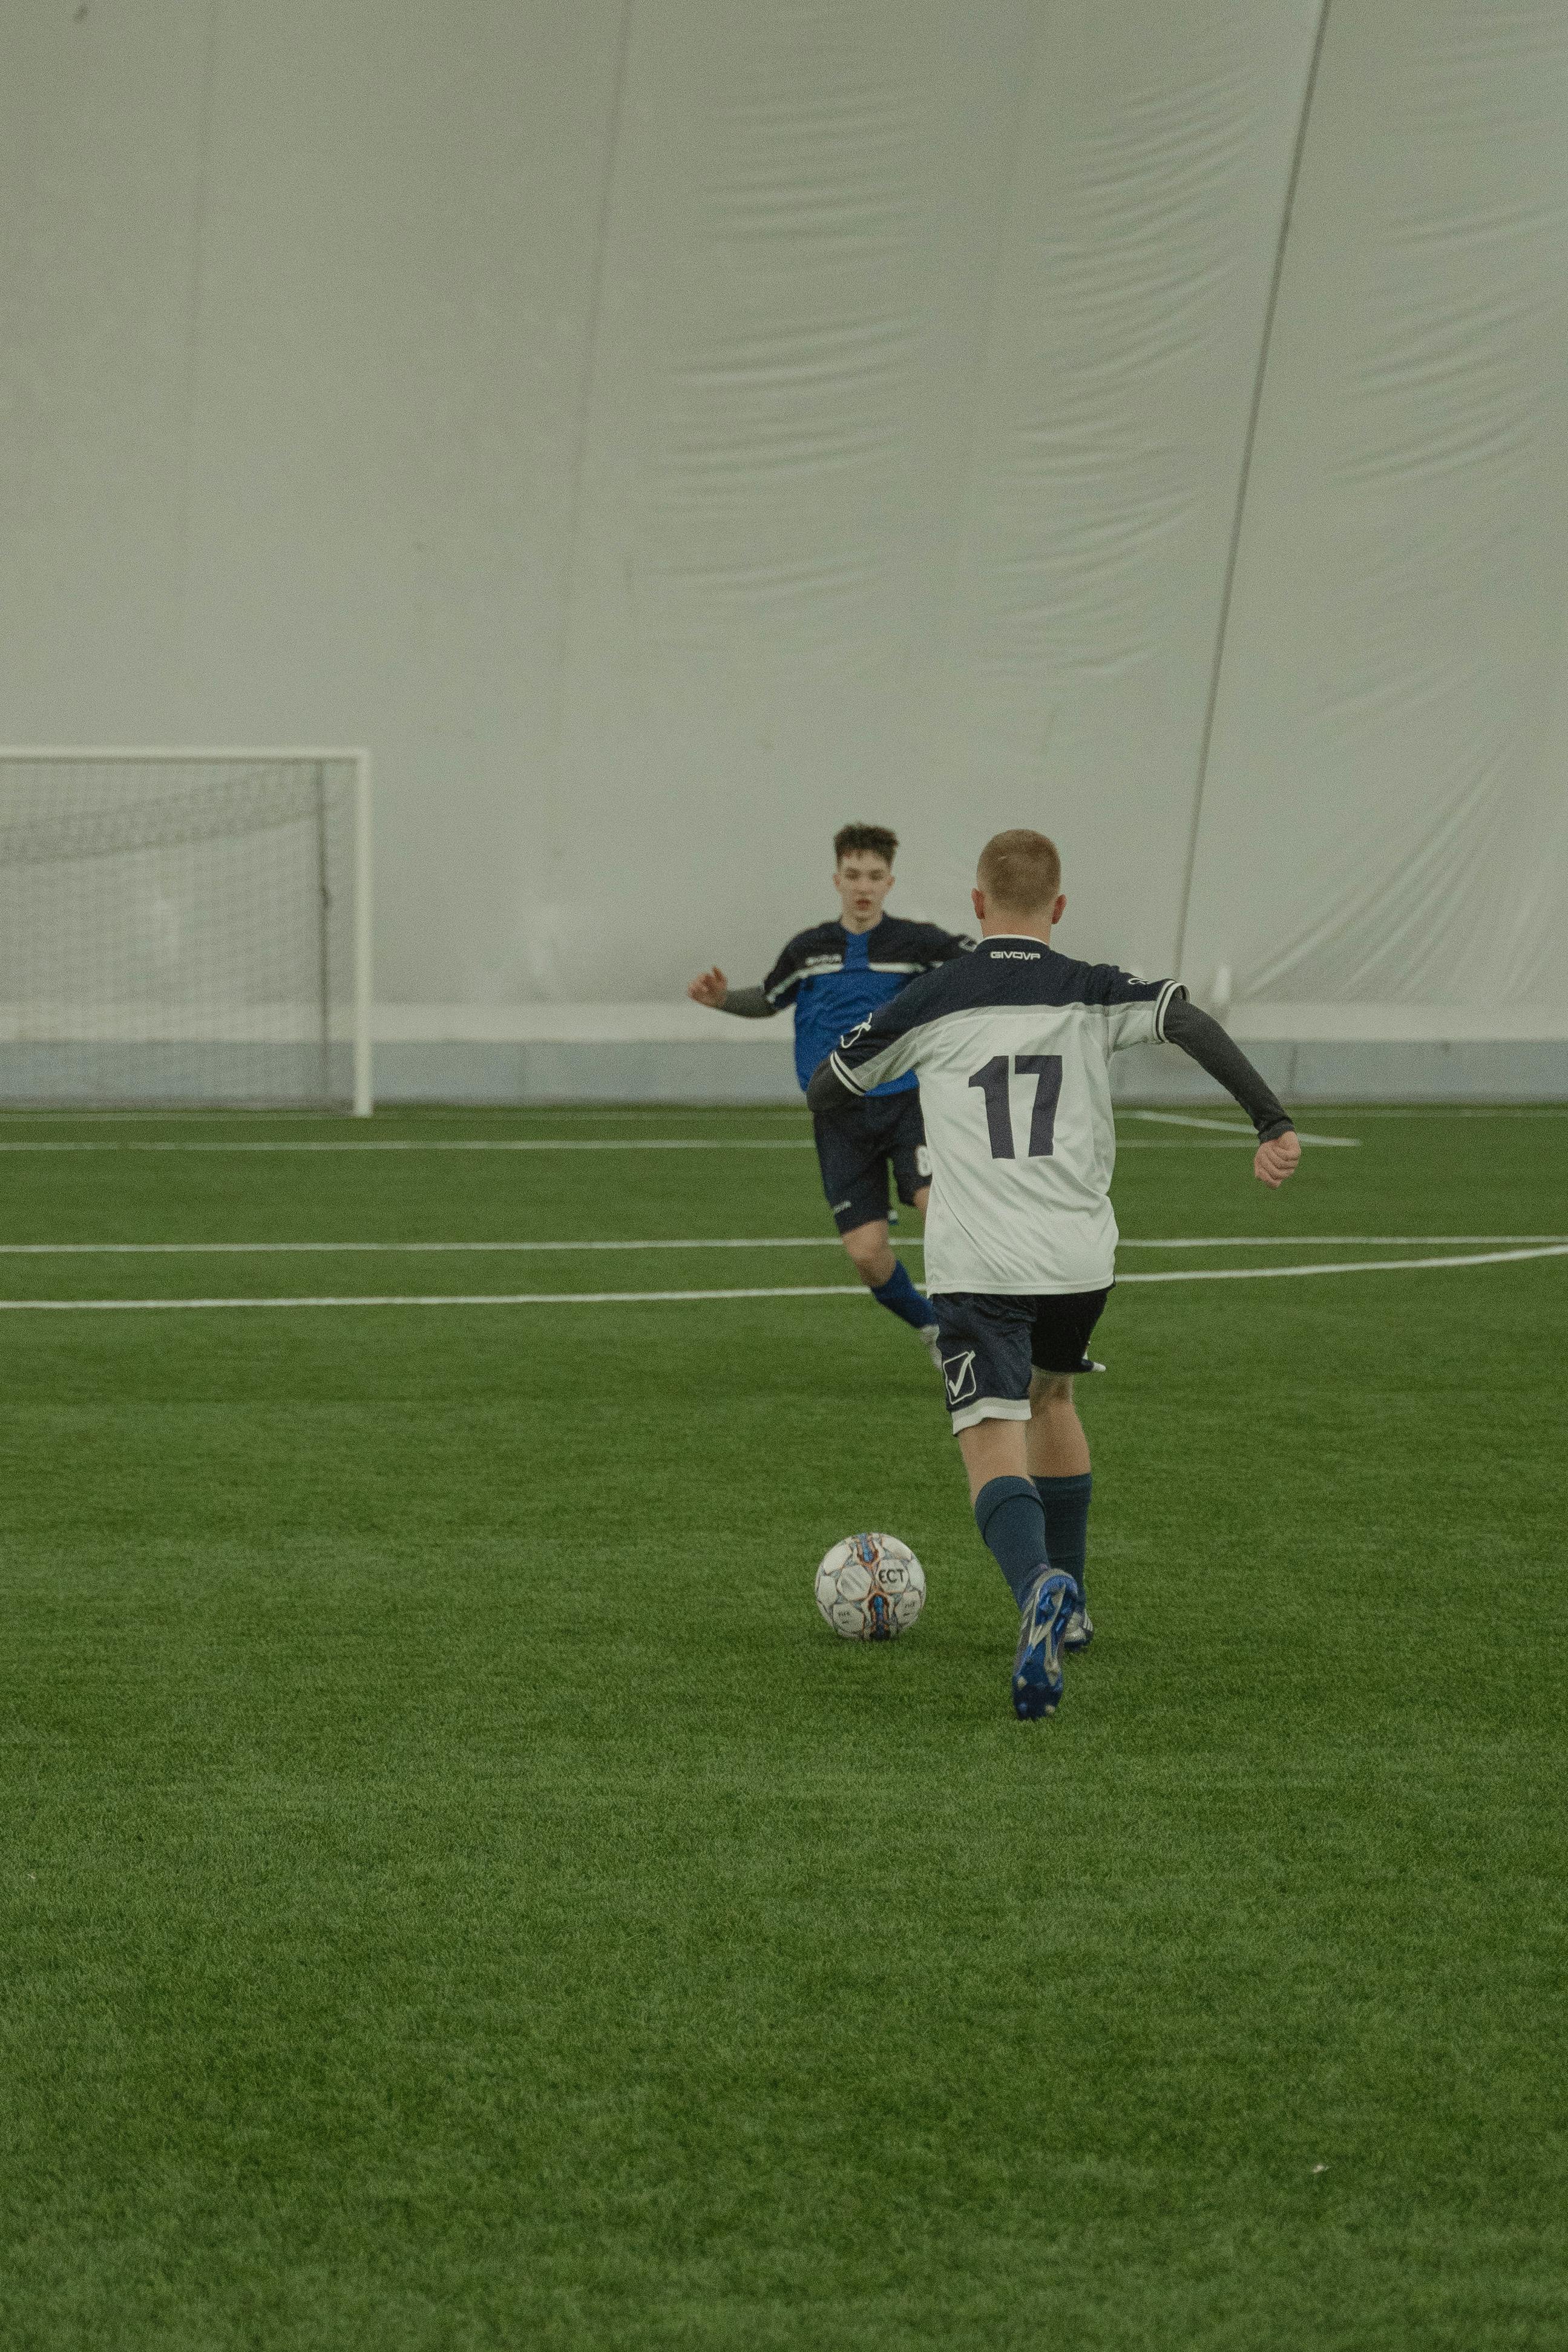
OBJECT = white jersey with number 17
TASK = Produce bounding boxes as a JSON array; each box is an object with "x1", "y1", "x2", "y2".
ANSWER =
[{"x1": 827, "y1": 936, "x2": 1184, "y2": 1296}]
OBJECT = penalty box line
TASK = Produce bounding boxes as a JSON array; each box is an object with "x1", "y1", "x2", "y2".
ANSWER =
[
  {"x1": 1124, "y1": 1111, "x2": 1358, "y2": 1145},
  {"x1": 1, "y1": 1243, "x2": 1565, "y2": 1310}
]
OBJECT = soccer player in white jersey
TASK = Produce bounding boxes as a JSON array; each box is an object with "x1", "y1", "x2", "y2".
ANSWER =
[{"x1": 808, "y1": 828, "x2": 1301, "y2": 1721}]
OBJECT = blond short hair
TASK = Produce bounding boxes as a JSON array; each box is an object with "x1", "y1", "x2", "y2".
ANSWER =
[{"x1": 976, "y1": 829, "x2": 1062, "y2": 913}]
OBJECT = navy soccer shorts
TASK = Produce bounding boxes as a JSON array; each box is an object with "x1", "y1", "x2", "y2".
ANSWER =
[
  {"x1": 928, "y1": 1288, "x2": 1110, "y2": 1434},
  {"x1": 812, "y1": 1090, "x2": 931, "y2": 1234}
]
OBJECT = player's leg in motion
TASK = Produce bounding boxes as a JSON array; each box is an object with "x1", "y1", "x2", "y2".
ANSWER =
[
  {"x1": 958, "y1": 1417, "x2": 1078, "y2": 1723},
  {"x1": 839, "y1": 1215, "x2": 938, "y2": 1358},
  {"x1": 876, "y1": 1090, "x2": 940, "y2": 1365},
  {"x1": 937, "y1": 1298, "x2": 1078, "y2": 1720},
  {"x1": 817, "y1": 1097, "x2": 940, "y2": 1360},
  {"x1": 1027, "y1": 1373, "x2": 1095, "y2": 1652}
]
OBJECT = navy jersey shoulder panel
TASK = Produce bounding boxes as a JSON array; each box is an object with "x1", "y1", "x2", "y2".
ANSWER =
[
  {"x1": 1071, "y1": 959, "x2": 1168, "y2": 1007},
  {"x1": 923, "y1": 942, "x2": 1172, "y2": 1012},
  {"x1": 763, "y1": 920, "x2": 844, "y2": 1005},
  {"x1": 821, "y1": 944, "x2": 1186, "y2": 1103},
  {"x1": 829, "y1": 942, "x2": 1175, "y2": 1076},
  {"x1": 1070, "y1": 962, "x2": 1187, "y2": 1038},
  {"x1": 824, "y1": 956, "x2": 958, "y2": 1080},
  {"x1": 865, "y1": 915, "x2": 973, "y2": 968},
  {"x1": 763, "y1": 913, "x2": 971, "y2": 1006},
  {"x1": 851, "y1": 939, "x2": 1079, "y2": 1023}
]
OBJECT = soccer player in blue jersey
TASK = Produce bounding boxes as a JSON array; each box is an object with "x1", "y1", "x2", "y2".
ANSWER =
[
  {"x1": 809, "y1": 828, "x2": 1301, "y2": 1721},
  {"x1": 687, "y1": 823, "x2": 972, "y2": 1361}
]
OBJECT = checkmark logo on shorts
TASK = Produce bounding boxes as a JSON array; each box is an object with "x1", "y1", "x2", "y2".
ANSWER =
[{"x1": 942, "y1": 1350, "x2": 977, "y2": 1404}]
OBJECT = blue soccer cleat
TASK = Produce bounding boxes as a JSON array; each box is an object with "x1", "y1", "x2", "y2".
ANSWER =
[
  {"x1": 1011, "y1": 1569, "x2": 1080, "y2": 1721},
  {"x1": 1063, "y1": 1602, "x2": 1095, "y2": 1653}
]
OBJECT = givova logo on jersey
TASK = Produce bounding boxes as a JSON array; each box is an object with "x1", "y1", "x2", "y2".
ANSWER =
[{"x1": 942, "y1": 1349, "x2": 977, "y2": 1404}]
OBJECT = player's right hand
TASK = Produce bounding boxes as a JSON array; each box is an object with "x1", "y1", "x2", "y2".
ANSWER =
[
  {"x1": 687, "y1": 965, "x2": 729, "y2": 1008},
  {"x1": 1253, "y1": 1131, "x2": 1301, "y2": 1189}
]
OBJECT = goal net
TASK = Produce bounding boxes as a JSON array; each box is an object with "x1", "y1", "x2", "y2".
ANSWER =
[{"x1": 0, "y1": 751, "x2": 370, "y2": 1110}]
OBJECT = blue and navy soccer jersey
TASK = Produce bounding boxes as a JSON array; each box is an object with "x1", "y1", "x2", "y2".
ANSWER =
[{"x1": 763, "y1": 916, "x2": 972, "y2": 1096}]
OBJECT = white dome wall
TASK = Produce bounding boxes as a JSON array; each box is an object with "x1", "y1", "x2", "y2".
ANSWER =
[
  {"x1": 1183, "y1": 0, "x2": 1568, "y2": 1031},
  {"x1": 2, "y1": 0, "x2": 1564, "y2": 1082}
]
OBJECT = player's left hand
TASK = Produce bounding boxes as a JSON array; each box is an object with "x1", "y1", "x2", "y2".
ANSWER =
[{"x1": 1253, "y1": 1131, "x2": 1301, "y2": 1189}]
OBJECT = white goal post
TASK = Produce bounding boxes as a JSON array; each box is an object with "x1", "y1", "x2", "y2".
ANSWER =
[{"x1": 0, "y1": 748, "x2": 373, "y2": 1114}]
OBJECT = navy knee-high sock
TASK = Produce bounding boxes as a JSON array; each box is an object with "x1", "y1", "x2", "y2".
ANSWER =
[
  {"x1": 974, "y1": 1476, "x2": 1051, "y2": 1608},
  {"x1": 870, "y1": 1256, "x2": 933, "y2": 1332},
  {"x1": 1035, "y1": 1472, "x2": 1092, "y2": 1609}
]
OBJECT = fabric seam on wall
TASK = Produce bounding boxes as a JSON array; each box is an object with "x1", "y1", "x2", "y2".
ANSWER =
[
  {"x1": 544, "y1": 0, "x2": 635, "y2": 868},
  {"x1": 1171, "y1": 0, "x2": 1334, "y2": 982}
]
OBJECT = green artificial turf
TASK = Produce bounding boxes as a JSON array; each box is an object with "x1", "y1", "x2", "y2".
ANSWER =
[{"x1": 1, "y1": 1103, "x2": 1565, "y2": 2349}]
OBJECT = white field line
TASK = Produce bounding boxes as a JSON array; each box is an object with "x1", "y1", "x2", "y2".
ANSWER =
[
  {"x1": 1126, "y1": 1110, "x2": 1257, "y2": 1131},
  {"x1": 0, "y1": 1236, "x2": 855, "y2": 1254},
  {"x1": 1119, "y1": 1244, "x2": 1568, "y2": 1284},
  {"x1": 0, "y1": 1233, "x2": 1562, "y2": 1257},
  {"x1": 0, "y1": 1235, "x2": 862, "y2": 1255},
  {"x1": 0, "y1": 1110, "x2": 812, "y2": 1126},
  {"x1": 0, "y1": 1135, "x2": 1259, "y2": 1154},
  {"x1": 0, "y1": 1284, "x2": 863, "y2": 1311},
  {"x1": 1126, "y1": 1110, "x2": 1359, "y2": 1146},
  {"x1": 1296, "y1": 1106, "x2": 1568, "y2": 1119},
  {"x1": 2, "y1": 1243, "x2": 1565, "y2": 1311},
  {"x1": 0, "y1": 1103, "x2": 1558, "y2": 1123},
  {"x1": 0, "y1": 1108, "x2": 351, "y2": 1123},
  {"x1": 0, "y1": 1106, "x2": 814, "y2": 1122},
  {"x1": 0, "y1": 1138, "x2": 819, "y2": 1152},
  {"x1": 1121, "y1": 1233, "x2": 1568, "y2": 1249}
]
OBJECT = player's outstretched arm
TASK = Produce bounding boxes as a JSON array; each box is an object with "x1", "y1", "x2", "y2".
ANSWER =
[
  {"x1": 1161, "y1": 997, "x2": 1301, "y2": 1189},
  {"x1": 686, "y1": 967, "x2": 775, "y2": 1016}
]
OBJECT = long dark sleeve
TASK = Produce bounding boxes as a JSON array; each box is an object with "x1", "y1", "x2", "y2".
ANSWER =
[
  {"x1": 1162, "y1": 997, "x2": 1294, "y2": 1140},
  {"x1": 805, "y1": 1056, "x2": 858, "y2": 1117},
  {"x1": 715, "y1": 984, "x2": 775, "y2": 1018}
]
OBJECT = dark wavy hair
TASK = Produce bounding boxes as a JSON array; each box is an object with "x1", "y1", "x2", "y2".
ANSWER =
[{"x1": 833, "y1": 824, "x2": 898, "y2": 866}]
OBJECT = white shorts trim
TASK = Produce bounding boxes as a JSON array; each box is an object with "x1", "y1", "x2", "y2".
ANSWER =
[{"x1": 948, "y1": 1394, "x2": 1032, "y2": 1435}]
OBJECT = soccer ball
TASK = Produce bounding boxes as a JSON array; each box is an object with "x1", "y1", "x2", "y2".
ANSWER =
[{"x1": 815, "y1": 1533, "x2": 926, "y2": 1641}]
